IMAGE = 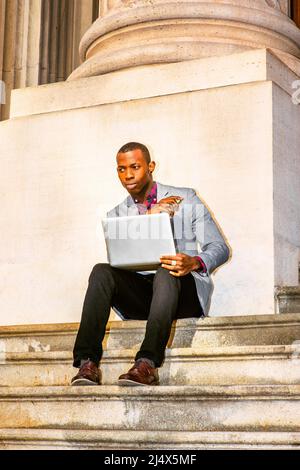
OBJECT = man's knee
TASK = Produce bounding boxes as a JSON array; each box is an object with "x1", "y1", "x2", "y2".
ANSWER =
[
  {"x1": 89, "y1": 263, "x2": 114, "y2": 282},
  {"x1": 153, "y1": 267, "x2": 180, "y2": 288}
]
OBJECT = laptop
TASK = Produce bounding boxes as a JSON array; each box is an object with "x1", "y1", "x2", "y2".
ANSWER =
[{"x1": 101, "y1": 212, "x2": 176, "y2": 271}]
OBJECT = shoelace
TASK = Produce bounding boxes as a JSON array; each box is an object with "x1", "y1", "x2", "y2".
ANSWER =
[
  {"x1": 131, "y1": 361, "x2": 152, "y2": 376},
  {"x1": 80, "y1": 362, "x2": 99, "y2": 377}
]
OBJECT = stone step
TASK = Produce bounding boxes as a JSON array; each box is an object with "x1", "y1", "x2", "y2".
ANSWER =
[
  {"x1": 0, "y1": 385, "x2": 300, "y2": 436},
  {"x1": 1, "y1": 428, "x2": 300, "y2": 450},
  {"x1": 1, "y1": 344, "x2": 300, "y2": 387},
  {"x1": 1, "y1": 313, "x2": 300, "y2": 353}
]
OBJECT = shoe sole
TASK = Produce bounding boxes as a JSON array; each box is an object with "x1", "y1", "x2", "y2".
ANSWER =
[
  {"x1": 118, "y1": 379, "x2": 159, "y2": 387},
  {"x1": 71, "y1": 378, "x2": 100, "y2": 386}
]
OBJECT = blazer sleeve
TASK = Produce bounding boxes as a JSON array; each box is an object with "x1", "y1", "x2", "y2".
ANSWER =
[{"x1": 189, "y1": 188, "x2": 230, "y2": 275}]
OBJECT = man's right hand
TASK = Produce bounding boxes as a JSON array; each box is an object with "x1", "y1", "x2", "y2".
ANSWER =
[{"x1": 146, "y1": 196, "x2": 183, "y2": 217}]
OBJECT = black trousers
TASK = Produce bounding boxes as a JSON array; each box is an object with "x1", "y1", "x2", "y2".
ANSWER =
[{"x1": 73, "y1": 263, "x2": 204, "y2": 368}]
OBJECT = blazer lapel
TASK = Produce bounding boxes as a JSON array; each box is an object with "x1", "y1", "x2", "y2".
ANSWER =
[
  {"x1": 125, "y1": 194, "x2": 139, "y2": 215},
  {"x1": 114, "y1": 193, "x2": 138, "y2": 216},
  {"x1": 156, "y1": 181, "x2": 169, "y2": 202}
]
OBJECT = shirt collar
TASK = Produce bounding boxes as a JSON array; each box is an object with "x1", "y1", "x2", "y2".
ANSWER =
[{"x1": 133, "y1": 181, "x2": 157, "y2": 209}]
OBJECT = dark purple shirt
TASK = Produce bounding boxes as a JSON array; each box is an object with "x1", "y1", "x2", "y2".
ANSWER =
[{"x1": 133, "y1": 182, "x2": 158, "y2": 214}]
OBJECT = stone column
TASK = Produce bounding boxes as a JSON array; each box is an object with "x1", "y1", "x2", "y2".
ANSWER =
[
  {"x1": 39, "y1": 0, "x2": 97, "y2": 85},
  {"x1": 0, "y1": 0, "x2": 99, "y2": 120},
  {"x1": 69, "y1": 0, "x2": 300, "y2": 80},
  {"x1": 0, "y1": 0, "x2": 43, "y2": 120}
]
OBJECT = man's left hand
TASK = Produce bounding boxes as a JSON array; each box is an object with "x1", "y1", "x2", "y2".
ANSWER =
[{"x1": 160, "y1": 254, "x2": 201, "y2": 277}]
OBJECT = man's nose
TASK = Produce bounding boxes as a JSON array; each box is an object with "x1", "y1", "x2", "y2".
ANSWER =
[{"x1": 125, "y1": 171, "x2": 134, "y2": 179}]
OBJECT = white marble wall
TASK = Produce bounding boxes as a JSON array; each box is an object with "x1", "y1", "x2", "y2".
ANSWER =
[{"x1": 0, "y1": 49, "x2": 299, "y2": 325}]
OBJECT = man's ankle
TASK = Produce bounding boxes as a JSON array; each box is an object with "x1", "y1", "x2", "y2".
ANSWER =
[
  {"x1": 80, "y1": 358, "x2": 99, "y2": 367},
  {"x1": 136, "y1": 357, "x2": 156, "y2": 368}
]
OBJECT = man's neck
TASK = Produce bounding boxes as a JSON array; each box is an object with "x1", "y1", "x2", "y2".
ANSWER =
[{"x1": 132, "y1": 179, "x2": 155, "y2": 204}]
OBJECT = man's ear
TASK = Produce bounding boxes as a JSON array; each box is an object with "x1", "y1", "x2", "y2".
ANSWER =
[{"x1": 149, "y1": 161, "x2": 156, "y2": 174}]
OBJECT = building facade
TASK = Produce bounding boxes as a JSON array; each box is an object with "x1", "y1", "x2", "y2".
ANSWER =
[{"x1": 0, "y1": 1, "x2": 300, "y2": 449}]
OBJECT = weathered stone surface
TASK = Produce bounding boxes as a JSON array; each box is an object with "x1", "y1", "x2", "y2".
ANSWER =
[
  {"x1": 10, "y1": 48, "x2": 300, "y2": 119},
  {"x1": 0, "y1": 428, "x2": 300, "y2": 450},
  {"x1": 1, "y1": 313, "x2": 300, "y2": 353},
  {"x1": 2, "y1": 50, "x2": 300, "y2": 324},
  {"x1": 275, "y1": 287, "x2": 300, "y2": 314},
  {"x1": 69, "y1": 0, "x2": 300, "y2": 80},
  {"x1": 1, "y1": 344, "x2": 300, "y2": 387},
  {"x1": 0, "y1": 385, "x2": 300, "y2": 434}
]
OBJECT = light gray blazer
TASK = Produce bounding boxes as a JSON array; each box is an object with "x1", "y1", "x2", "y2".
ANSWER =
[{"x1": 107, "y1": 181, "x2": 230, "y2": 317}]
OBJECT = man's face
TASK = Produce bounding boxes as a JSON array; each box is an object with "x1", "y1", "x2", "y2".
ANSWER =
[{"x1": 116, "y1": 149, "x2": 154, "y2": 195}]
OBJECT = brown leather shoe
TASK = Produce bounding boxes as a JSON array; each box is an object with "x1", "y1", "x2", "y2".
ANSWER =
[
  {"x1": 71, "y1": 360, "x2": 101, "y2": 386},
  {"x1": 118, "y1": 359, "x2": 159, "y2": 386}
]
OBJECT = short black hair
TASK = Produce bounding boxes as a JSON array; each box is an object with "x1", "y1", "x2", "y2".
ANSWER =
[{"x1": 117, "y1": 142, "x2": 151, "y2": 164}]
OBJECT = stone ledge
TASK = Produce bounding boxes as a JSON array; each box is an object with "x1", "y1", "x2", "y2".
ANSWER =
[
  {"x1": 1, "y1": 312, "x2": 300, "y2": 336},
  {"x1": 1, "y1": 385, "x2": 300, "y2": 433},
  {"x1": 0, "y1": 384, "x2": 300, "y2": 399},
  {"x1": 2, "y1": 343, "x2": 300, "y2": 362},
  {"x1": 275, "y1": 286, "x2": 300, "y2": 314},
  {"x1": 1, "y1": 313, "x2": 300, "y2": 353},
  {"x1": 0, "y1": 429, "x2": 300, "y2": 450},
  {"x1": 1, "y1": 344, "x2": 300, "y2": 387},
  {"x1": 9, "y1": 48, "x2": 300, "y2": 119},
  {"x1": 275, "y1": 286, "x2": 300, "y2": 296}
]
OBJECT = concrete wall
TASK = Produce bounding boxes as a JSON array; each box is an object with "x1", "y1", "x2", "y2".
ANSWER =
[
  {"x1": 0, "y1": 49, "x2": 299, "y2": 325},
  {"x1": 0, "y1": 87, "x2": 269, "y2": 322}
]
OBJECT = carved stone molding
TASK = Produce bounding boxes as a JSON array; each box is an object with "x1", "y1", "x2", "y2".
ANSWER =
[
  {"x1": 265, "y1": 0, "x2": 289, "y2": 14},
  {"x1": 265, "y1": 0, "x2": 282, "y2": 11},
  {"x1": 69, "y1": 0, "x2": 300, "y2": 80},
  {"x1": 105, "y1": 0, "x2": 288, "y2": 14}
]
